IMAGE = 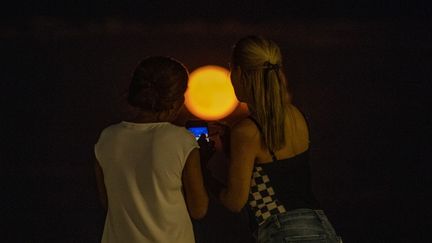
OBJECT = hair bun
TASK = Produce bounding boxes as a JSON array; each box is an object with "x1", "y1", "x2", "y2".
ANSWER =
[{"x1": 127, "y1": 56, "x2": 188, "y2": 112}]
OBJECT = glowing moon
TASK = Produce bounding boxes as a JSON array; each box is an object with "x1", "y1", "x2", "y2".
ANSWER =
[{"x1": 185, "y1": 65, "x2": 238, "y2": 121}]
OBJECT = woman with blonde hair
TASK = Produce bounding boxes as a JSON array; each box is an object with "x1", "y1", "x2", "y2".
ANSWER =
[{"x1": 218, "y1": 36, "x2": 342, "y2": 242}]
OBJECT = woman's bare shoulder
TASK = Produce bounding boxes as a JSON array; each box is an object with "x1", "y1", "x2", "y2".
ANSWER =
[
  {"x1": 288, "y1": 104, "x2": 308, "y2": 125},
  {"x1": 231, "y1": 118, "x2": 260, "y2": 142},
  {"x1": 287, "y1": 104, "x2": 310, "y2": 144}
]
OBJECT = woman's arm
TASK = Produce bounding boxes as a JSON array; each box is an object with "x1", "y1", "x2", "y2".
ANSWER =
[
  {"x1": 182, "y1": 148, "x2": 209, "y2": 219},
  {"x1": 219, "y1": 120, "x2": 259, "y2": 212},
  {"x1": 94, "y1": 158, "x2": 108, "y2": 211}
]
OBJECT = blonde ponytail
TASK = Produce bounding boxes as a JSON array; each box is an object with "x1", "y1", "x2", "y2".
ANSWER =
[{"x1": 232, "y1": 36, "x2": 289, "y2": 151}]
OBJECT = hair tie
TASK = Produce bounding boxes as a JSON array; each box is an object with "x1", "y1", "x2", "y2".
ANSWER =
[{"x1": 263, "y1": 61, "x2": 280, "y2": 71}]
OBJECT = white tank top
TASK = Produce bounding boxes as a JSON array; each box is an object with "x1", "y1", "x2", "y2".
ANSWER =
[{"x1": 95, "y1": 121, "x2": 199, "y2": 243}]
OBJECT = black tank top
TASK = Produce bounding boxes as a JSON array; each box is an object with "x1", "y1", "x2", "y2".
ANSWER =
[{"x1": 247, "y1": 116, "x2": 320, "y2": 225}]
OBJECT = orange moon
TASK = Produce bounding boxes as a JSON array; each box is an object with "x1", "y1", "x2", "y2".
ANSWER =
[{"x1": 185, "y1": 65, "x2": 238, "y2": 121}]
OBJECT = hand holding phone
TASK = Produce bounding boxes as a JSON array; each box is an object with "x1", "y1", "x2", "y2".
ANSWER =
[
  {"x1": 186, "y1": 120, "x2": 215, "y2": 165},
  {"x1": 186, "y1": 120, "x2": 227, "y2": 197},
  {"x1": 186, "y1": 120, "x2": 209, "y2": 142}
]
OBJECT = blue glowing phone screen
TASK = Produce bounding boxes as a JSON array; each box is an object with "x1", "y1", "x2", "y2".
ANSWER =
[{"x1": 188, "y1": 127, "x2": 209, "y2": 141}]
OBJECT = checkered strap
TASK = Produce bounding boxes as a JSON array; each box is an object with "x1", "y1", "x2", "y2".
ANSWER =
[{"x1": 248, "y1": 165, "x2": 286, "y2": 225}]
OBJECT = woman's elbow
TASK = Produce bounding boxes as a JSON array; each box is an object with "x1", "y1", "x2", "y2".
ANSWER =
[
  {"x1": 220, "y1": 193, "x2": 246, "y2": 213},
  {"x1": 188, "y1": 194, "x2": 209, "y2": 219},
  {"x1": 189, "y1": 204, "x2": 208, "y2": 219},
  {"x1": 225, "y1": 202, "x2": 244, "y2": 213}
]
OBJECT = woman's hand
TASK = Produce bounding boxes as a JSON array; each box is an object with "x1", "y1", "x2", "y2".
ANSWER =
[
  {"x1": 197, "y1": 134, "x2": 227, "y2": 199},
  {"x1": 197, "y1": 134, "x2": 215, "y2": 166},
  {"x1": 208, "y1": 121, "x2": 231, "y2": 155}
]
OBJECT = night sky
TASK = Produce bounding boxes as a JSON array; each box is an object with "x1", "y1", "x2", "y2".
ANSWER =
[{"x1": 3, "y1": 1, "x2": 432, "y2": 242}]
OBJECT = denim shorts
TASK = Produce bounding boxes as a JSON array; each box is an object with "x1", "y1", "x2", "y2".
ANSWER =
[{"x1": 255, "y1": 208, "x2": 342, "y2": 243}]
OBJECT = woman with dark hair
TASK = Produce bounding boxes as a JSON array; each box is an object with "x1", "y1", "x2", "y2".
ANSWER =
[
  {"x1": 94, "y1": 56, "x2": 208, "y2": 243},
  {"x1": 218, "y1": 36, "x2": 342, "y2": 242}
]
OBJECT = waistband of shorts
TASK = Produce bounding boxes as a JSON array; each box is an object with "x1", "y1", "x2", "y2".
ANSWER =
[{"x1": 259, "y1": 208, "x2": 323, "y2": 229}]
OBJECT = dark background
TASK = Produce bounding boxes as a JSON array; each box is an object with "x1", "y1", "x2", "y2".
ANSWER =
[{"x1": 2, "y1": 1, "x2": 431, "y2": 242}]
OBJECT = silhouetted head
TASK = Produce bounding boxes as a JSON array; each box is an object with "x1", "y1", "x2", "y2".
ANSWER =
[
  {"x1": 127, "y1": 56, "x2": 188, "y2": 114},
  {"x1": 230, "y1": 36, "x2": 289, "y2": 151}
]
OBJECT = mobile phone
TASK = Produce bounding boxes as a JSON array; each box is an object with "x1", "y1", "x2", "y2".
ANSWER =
[{"x1": 186, "y1": 120, "x2": 209, "y2": 142}]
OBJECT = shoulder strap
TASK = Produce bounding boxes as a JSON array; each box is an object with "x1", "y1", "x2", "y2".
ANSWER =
[{"x1": 247, "y1": 116, "x2": 277, "y2": 162}]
